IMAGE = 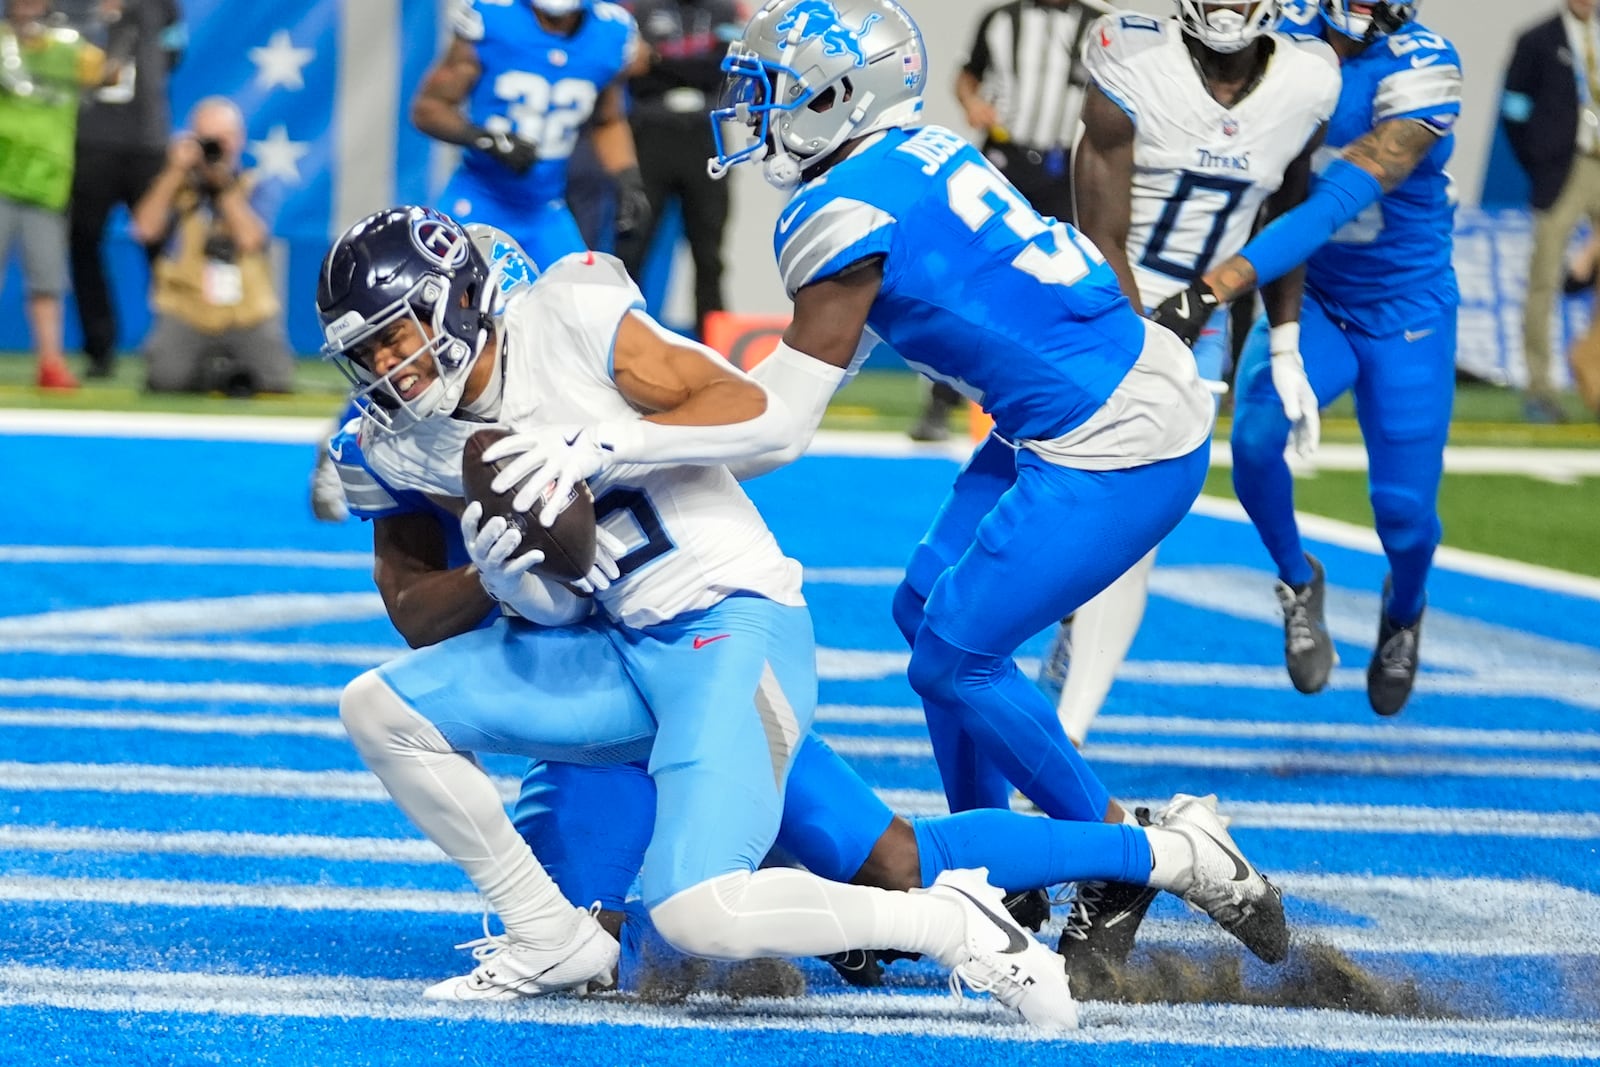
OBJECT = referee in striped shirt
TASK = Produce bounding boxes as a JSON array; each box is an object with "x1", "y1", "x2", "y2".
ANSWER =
[
  {"x1": 956, "y1": 0, "x2": 1098, "y2": 221},
  {"x1": 911, "y1": 0, "x2": 1097, "y2": 441}
]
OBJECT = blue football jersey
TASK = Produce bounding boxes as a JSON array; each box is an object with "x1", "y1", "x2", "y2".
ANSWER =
[
  {"x1": 773, "y1": 126, "x2": 1145, "y2": 443},
  {"x1": 1307, "y1": 22, "x2": 1462, "y2": 327},
  {"x1": 451, "y1": 0, "x2": 636, "y2": 205}
]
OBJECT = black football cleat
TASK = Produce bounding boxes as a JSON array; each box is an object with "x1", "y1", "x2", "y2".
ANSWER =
[
  {"x1": 1367, "y1": 577, "x2": 1423, "y2": 717},
  {"x1": 1003, "y1": 887, "x2": 1052, "y2": 932},
  {"x1": 1274, "y1": 553, "x2": 1337, "y2": 694},
  {"x1": 819, "y1": 949, "x2": 883, "y2": 988},
  {"x1": 1056, "y1": 807, "x2": 1156, "y2": 1000}
]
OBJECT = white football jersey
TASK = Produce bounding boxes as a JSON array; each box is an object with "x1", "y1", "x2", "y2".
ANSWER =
[
  {"x1": 1084, "y1": 15, "x2": 1341, "y2": 306},
  {"x1": 363, "y1": 251, "x2": 804, "y2": 629}
]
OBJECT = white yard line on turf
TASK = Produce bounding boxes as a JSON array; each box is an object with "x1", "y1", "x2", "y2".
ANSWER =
[
  {"x1": 5, "y1": 797, "x2": 1598, "y2": 854},
  {"x1": 7, "y1": 704, "x2": 1600, "y2": 755},
  {"x1": 4, "y1": 406, "x2": 1599, "y2": 599},
  {"x1": 0, "y1": 964, "x2": 1598, "y2": 1057}
]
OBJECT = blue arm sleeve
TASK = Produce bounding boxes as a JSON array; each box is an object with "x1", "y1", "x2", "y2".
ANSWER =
[{"x1": 1238, "y1": 158, "x2": 1385, "y2": 287}]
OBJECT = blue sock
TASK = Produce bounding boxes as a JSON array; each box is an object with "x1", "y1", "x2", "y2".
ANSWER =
[{"x1": 911, "y1": 810, "x2": 1151, "y2": 891}]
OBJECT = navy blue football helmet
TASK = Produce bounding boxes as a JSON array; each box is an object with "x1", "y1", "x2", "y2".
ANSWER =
[{"x1": 317, "y1": 206, "x2": 497, "y2": 431}]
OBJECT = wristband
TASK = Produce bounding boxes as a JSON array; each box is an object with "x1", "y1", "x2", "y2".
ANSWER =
[{"x1": 1269, "y1": 322, "x2": 1301, "y2": 356}]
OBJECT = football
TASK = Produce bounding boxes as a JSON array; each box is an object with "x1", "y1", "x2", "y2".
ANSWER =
[{"x1": 461, "y1": 427, "x2": 597, "y2": 583}]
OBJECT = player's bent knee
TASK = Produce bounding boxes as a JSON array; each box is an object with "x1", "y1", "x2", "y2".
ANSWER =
[
  {"x1": 905, "y1": 633, "x2": 960, "y2": 707},
  {"x1": 1230, "y1": 402, "x2": 1291, "y2": 465},
  {"x1": 338, "y1": 670, "x2": 427, "y2": 759},
  {"x1": 890, "y1": 580, "x2": 927, "y2": 648},
  {"x1": 1369, "y1": 486, "x2": 1437, "y2": 549},
  {"x1": 648, "y1": 872, "x2": 752, "y2": 961}
]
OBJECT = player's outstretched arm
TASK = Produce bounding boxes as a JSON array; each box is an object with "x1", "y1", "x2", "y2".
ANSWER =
[
  {"x1": 484, "y1": 311, "x2": 804, "y2": 517},
  {"x1": 372, "y1": 510, "x2": 497, "y2": 649},
  {"x1": 1072, "y1": 83, "x2": 1143, "y2": 307},
  {"x1": 724, "y1": 258, "x2": 884, "y2": 480},
  {"x1": 1205, "y1": 117, "x2": 1439, "y2": 303}
]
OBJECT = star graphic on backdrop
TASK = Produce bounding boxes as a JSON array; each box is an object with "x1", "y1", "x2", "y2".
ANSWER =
[
  {"x1": 249, "y1": 29, "x2": 314, "y2": 91},
  {"x1": 248, "y1": 125, "x2": 310, "y2": 183}
]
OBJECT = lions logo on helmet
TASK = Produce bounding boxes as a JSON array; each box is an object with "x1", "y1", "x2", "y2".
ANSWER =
[
  {"x1": 707, "y1": 0, "x2": 926, "y2": 189},
  {"x1": 774, "y1": 1, "x2": 880, "y2": 67}
]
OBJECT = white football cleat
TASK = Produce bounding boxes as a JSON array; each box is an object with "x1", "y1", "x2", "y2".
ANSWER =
[
  {"x1": 931, "y1": 867, "x2": 1079, "y2": 1030},
  {"x1": 1159, "y1": 793, "x2": 1289, "y2": 964},
  {"x1": 423, "y1": 908, "x2": 619, "y2": 1002}
]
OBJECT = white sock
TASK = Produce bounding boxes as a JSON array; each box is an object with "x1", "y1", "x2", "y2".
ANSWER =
[
  {"x1": 1057, "y1": 548, "x2": 1158, "y2": 745},
  {"x1": 1143, "y1": 827, "x2": 1197, "y2": 895},
  {"x1": 339, "y1": 671, "x2": 579, "y2": 949},
  {"x1": 651, "y1": 868, "x2": 970, "y2": 967}
]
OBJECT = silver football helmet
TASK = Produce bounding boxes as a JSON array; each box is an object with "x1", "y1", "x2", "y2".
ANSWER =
[
  {"x1": 1176, "y1": 1, "x2": 1278, "y2": 55},
  {"x1": 707, "y1": 0, "x2": 927, "y2": 189},
  {"x1": 1321, "y1": 0, "x2": 1418, "y2": 42}
]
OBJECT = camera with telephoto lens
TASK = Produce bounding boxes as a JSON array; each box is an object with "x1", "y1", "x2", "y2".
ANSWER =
[{"x1": 198, "y1": 138, "x2": 224, "y2": 164}]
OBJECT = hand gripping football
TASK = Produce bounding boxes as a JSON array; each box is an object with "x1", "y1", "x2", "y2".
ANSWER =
[{"x1": 462, "y1": 427, "x2": 597, "y2": 583}]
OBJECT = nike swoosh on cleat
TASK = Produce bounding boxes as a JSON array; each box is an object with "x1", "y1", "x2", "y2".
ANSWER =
[
  {"x1": 1197, "y1": 827, "x2": 1252, "y2": 882},
  {"x1": 948, "y1": 886, "x2": 1030, "y2": 954}
]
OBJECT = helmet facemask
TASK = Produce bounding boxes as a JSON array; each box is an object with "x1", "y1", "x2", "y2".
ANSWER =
[
  {"x1": 322, "y1": 274, "x2": 495, "y2": 435},
  {"x1": 707, "y1": 0, "x2": 927, "y2": 189},
  {"x1": 1320, "y1": 1, "x2": 1418, "y2": 42},
  {"x1": 1177, "y1": 0, "x2": 1278, "y2": 55}
]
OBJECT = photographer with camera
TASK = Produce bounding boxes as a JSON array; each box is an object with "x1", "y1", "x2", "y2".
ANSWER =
[{"x1": 130, "y1": 95, "x2": 293, "y2": 395}]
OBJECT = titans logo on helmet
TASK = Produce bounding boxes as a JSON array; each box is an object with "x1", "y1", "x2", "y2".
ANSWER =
[{"x1": 411, "y1": 216, "x2": 472, "y2": 269}]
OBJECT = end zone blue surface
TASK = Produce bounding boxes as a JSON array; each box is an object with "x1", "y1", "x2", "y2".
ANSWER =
[{"x1": 1, "y1": 428, "x2": 1597, "y2": 1065}]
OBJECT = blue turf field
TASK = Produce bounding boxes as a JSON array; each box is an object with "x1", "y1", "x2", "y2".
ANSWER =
[{"x1": 1, "y1": 423, "x2": 1598, "y2": 1066}]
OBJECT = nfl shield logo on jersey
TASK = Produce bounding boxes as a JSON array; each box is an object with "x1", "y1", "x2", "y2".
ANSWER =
[{"x1": 1221, "y1": 116, "x2": 1240, "y2": 138}]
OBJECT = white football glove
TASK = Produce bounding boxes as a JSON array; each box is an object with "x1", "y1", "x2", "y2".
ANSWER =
[
  {"x1": 483, "y1": 425, "x2": 614, "y2": 527},
  {"x1": 460, "y1": 501, "x2": 588, "y2": 626},
  {"x1": 1268, "y1": 323, "x2": 1320, "y2": 459},
  {"x1": 570, "y1": 526, "x2": 627, "y2": 595}
]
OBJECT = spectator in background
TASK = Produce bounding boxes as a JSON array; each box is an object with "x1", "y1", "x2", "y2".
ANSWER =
[
  {"x1": 1502, "y1": 0, "x2": 1600, "y2": 425},
  {"x1": 0, "y1": 0, "x2": 117, "y2": 390},
  {"x1": 65, "y1": 0, "x2": 183, "y2": 380},
  {"x1": 617, "y1": 0, "x2": 743, "y2": 338},
  {"x1": 909, "y1": 0, "x2": 1098, "y2": 442},
  {"x1": 131, "y1": 96, "x2": 294, "y2": 396}
]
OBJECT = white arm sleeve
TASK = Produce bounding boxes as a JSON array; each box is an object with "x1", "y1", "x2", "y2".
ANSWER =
[{"x1": 725, "y1": 341, "x2": 850, "y2": 481}]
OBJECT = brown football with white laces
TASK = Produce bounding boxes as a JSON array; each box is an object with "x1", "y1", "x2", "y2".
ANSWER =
[{"x1": 461, "y1": 427, "x2": 596, "y2": 583}]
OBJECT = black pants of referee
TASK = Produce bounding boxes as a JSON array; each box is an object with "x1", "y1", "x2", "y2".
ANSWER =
[
  {"x1": 69, "y1": 144, "x2": 165, "y2": 377},
  {"x1": 616, "y1": 112, "x2": 728, "y2": 336}
]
